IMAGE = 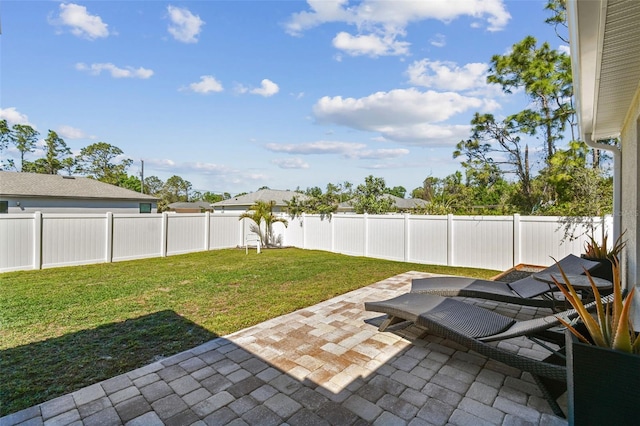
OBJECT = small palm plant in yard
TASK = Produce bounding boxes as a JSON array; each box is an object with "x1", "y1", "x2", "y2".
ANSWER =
[
  {"x1": 0, "y1": 248, "x2": 498, "y2": 416},
  {"x1": 239, "y1": 200, "x2": 288, "y2": 247}
]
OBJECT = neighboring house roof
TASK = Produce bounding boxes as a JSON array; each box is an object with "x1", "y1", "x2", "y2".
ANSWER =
[
  {"x1": 211, "y1": 189, "x2": 307, "y2": 208},
  {"x1": 0, "y1": 171, "x2": 158, "y2": 201},
  {"x1": 168, "y1": 201, "x2": 213, "y2": 210},
  {"x1": 388, "y1": 195, "x2": 428, "y2": 210},
  {"x1": 338, "y1": 195, "x2": 428, "y2": 212}
]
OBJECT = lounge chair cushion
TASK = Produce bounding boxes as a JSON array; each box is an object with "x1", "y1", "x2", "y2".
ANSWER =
[
  {"x1": 410, "y1": 254, "x2": 601, "y2": 305},
  {"x1": 366, "y1": 293, "x2": 515, "y2": 338},
  {"x1": 420, "y1": 297, "x2": 515, "y2": 338}
]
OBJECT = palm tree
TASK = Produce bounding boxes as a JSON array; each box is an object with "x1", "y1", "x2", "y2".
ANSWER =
[{"x1": 239, "y1": 200, "x2": 288, "y2": 247}]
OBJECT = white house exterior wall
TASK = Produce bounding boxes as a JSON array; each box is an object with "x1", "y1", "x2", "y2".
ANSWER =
[
  {"x1": 621, "y1": 86, "x2": 640, "y2": 325},
  {"x1": 4, "y1": 196, "x2": 157, "y2": 214}
]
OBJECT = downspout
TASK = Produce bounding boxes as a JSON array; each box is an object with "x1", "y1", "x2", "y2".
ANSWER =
[{"x1": 585, "y1": 132, "x2": 621, "y2": 242}]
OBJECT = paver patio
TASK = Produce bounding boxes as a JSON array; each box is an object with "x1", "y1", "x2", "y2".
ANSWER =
[{"x1": 1, "y1": 271, "x2": 568, "y2": 425}]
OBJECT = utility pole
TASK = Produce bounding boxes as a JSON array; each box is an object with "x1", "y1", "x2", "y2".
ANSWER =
[{"x1": 140, "y1": 159, "x2": 144, "y2": 194}]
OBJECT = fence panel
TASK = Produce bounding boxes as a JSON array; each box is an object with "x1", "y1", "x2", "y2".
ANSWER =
[
  {"x1": 282, "y1": 216, "x2": 304, "y2": 247},
  {"x1": 211, "y1": 213, "x2": 243, "y2": 249},
  {"x1": 41, "y1": 214, "x2": 107, "y2": 268},
  {"x1": 451, "y1": 216, "x2": 514, "y2": 271},
  {"x1": 0, "y1": 214, "x2": 35, "y2": 272},
  {"x1": 302, "y1": 215, "x2": 333, "y2": 251},
  {"x1": 406, "y1": 216, "x2": 449, "y2": 265},
  {"x1": 166, "y1": 214, "x2": 207, "y2": 255},
  {"x1": 333, "y1": 215, "x2": 366, "y2": 256},
  {"x1": 0, "y1": 212, "x2": 614, "y2": 272},
  {"x1": 518, "y1": 216, "x2": 602, "y2": 266},
  {"x1": 367, "y1": 215, "x2": 405, "y2": 261},
  {"x1": 112, "y1": 214, "x2": 163, "y2": 262}
]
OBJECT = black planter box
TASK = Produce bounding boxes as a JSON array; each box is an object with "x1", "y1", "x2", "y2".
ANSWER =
[
  {"x1": 580, "y1": 255, "x2": 614, "y2": 283},
  {"x1": 566, "y1": 329, "x2": 640, "y2": 425}
]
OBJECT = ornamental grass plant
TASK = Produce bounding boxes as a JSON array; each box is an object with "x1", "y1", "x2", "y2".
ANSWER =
[{"x1": 554, "y1": 256, "x2": 640, "y2": 354}]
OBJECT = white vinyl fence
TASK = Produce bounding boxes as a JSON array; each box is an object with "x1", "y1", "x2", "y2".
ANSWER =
[{"x1": 0, "y1": 212, "x2": 611, "y2": 273}]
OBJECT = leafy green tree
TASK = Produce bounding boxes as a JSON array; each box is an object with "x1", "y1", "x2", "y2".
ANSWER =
[
  {"x1": 387, "y1": 186, "x2": 406, "y2": 198},
  {"x1": 351, "y1": 175, "x2": 395, "y2": 214},
  {"x1": 143, "y1": 176, "x2": 164, "y2": 196},
  {"x1": 23, "y1": 130, "x2": 71, "y2": 174},
  {"x1": 286, "y1": 182, "x2": 354, "y2": 219},
  {"x1": 0, "y1": 119, "x2": 15, "y2": 170},
  {"x1": 544, "y1": 0, "x2": 568, "y2": 43},
  {"x1": 455, "y1": 113, "x2": 536, "y2": 212},
  {"x1": 200, "y1": 191, "x2": 227, "y2": 203},
  {"x1": 487, "y1": 35, "x2": 573, "y2": 162},
  {"x1": 535, "y1": 140, "x2": 612, "y2": 216},
  {"x1": 60, "y1": 157, "x2": 78, "y2": 176},
  {"x1": 162, "y1": 175, "x2": 192, "y2": 203},
  {"x1": 10, "y1": 124, "x2": 39, "y2": 171},
  {"x1": 118, "y1": 175, "x2": 142, "y2": 192},
  {"x1": 76, "y1": 142, "x2": 132, "y2": 185},
  {"x1": 239, "y1": 200, "x2": 288, "y2": 247}
]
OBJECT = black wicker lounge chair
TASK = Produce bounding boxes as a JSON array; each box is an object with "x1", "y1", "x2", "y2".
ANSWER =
[
  {"x1": 410, "y1": 254, "x2": 601, "y2": 308},
  {"x1": 364, "y1": 292, "x2": 612, "y2": 417}
]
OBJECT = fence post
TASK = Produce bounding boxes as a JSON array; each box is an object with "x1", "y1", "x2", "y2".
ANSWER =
[
  {"x1": 404, "y1": 213, "x2": 410, "y2": 262},
  {"x1": 447, "y1": 214, "x2": 454, "y2": 266},
  {"x1": 331, "y1": 214, "x2": 335, "y2": 253},
  {"x1": 33, "y1": 211, "x2": 42, "y2": 270},
  {"x1": 302, "y1": 213, "x2": 307, "y2": 249},
  {"x1": 204, "y1": 211, "x2": 211, "y2": 251},
  {"x1": 364, "y1": 213, "x2": 369, "y2": 257},
  {"x1": 161, "y1": 212, "x2": 168, "y2": 257},
  {"x1": 513, "y1": 213, "x2": 521, "y2": 267},
  {"x1": 105, "y1": 212, "x2": 114, "y2": 263}
]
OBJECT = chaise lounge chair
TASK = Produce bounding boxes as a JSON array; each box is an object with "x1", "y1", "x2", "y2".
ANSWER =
[
  {"x1": 410, "y1": 254, "x2": 602, "y2": 308},
  {"x1": 364, "y1": 292, "x2": 612, "y2": 417}
]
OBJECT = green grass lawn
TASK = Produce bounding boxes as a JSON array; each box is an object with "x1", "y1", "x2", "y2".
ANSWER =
[{"x1": 0, "y1": 247, "x2": 498, "y2": 416}]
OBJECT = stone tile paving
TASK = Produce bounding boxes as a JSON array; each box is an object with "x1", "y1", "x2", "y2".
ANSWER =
[{"x1": 1, "y1": 271, "x2": 568, "y2": 426}]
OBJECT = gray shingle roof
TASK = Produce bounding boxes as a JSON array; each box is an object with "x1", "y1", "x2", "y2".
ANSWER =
[
  {"x1": 0, "y1": 171, "x2": 158, "y2": 201},
  {"x1": 337, "y1": 195, "x2": 428, "y2": 211},
  {"x1": 168, "y1": 201, "x2": 213, "y2": 209},
  {"x1": 211, "y1": 189, "x2": 307, "y2": 207}
]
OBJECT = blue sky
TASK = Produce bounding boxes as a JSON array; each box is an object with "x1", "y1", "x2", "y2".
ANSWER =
[{"x1": 1, "y1": 1, "x2": 564, "y2": 196}]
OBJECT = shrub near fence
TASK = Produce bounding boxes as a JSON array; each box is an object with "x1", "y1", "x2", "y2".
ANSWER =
[{"x1": 0, "y1": 212, "x2": 611, "y2": 273}]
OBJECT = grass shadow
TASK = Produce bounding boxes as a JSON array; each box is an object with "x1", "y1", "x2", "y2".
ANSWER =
[{"x1": 0, "y1": 310, "x2": 218, "y2": 416}]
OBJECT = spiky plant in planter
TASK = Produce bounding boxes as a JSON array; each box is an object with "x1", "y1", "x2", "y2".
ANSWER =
[
  {"x1": 581, "y1": 231, "x2": 626, "y2": 283},
  {"x1": 555, "y1": 257, "x2": 639, "y2": 353},
  {"x1": 553, "y1": 257, "x2": 639, "y2": 425}
]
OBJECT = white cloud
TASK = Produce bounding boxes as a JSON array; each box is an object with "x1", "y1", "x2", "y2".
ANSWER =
[
  {"x1": 236, "y1": 79, "x2": 280, "y2": 97},
  {"x1": 265, "y1": 141, "x2": 366, "y2": 155},
  {"x1": 265, "y1": 141, "x2": 409, "y2": 159},
  {"x1": 251, "y1": 79, "x2": 280, "y2": 97},
  {"x1": 312, "y1": 88, "x2": 493, "y2": 145},
  {"x1": 332, "y1": 32, "x2": 409, "y2": 57},
  {"x1": 558, "y1": 44, "x2": 570, "y2": 55},
  {"x1": 57, "y1": 125, "x2": 92, "y2": 139},
  {"x1": 272, "y1": 158, "x2": 310, "y2": 169},
  {"x1": 183, "y1": 75, "x2": 224, "y2": 94},
  {"x1": 430, "y1": 34, "x2": 446, "y2": 48},
  {"x1": 50, "y1": 3, "x2": 110, "y2": 40},
  {"x1": 406, "y1": 59, "x2": 489, "y2": 92},
  {"x1": 167, "y1": 5, "x2": 204, "y2": 43},
  {"x1": 315, "y1": 88, "x2": 482, "y2": 126},
  {"x1": 75, "y1": 62, "x2": 154, "y2": 79},
  {"x1": 346, "y1": 148, "x2": 409, "y2": 160},
  {"x1": 286, "y1": 0, "x2": 510, "y2": 56},
  {"x1": 0, "y1": 107, "x2": 32, "y2": 126},
  {"x1": 287, "y1": 0, "x2": 510, "y2": 34}
]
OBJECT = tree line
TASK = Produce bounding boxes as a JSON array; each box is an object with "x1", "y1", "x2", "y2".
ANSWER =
[{"x1": 0, "y1": 121, "x2": 231, "y2": 212}]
